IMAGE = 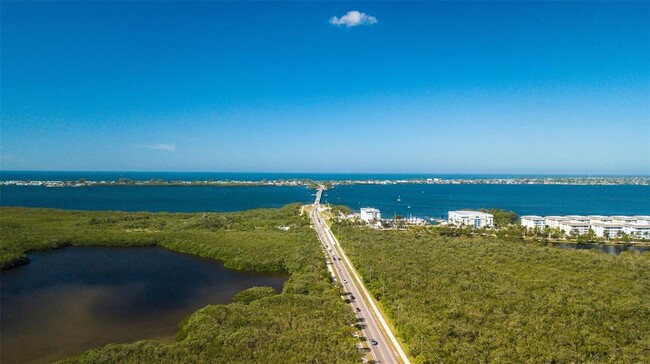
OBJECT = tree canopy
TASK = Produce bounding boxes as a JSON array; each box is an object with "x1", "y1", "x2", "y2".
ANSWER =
[
  {"x1": 335, "y1": 224, "x2": 650, "y2": 363},
  {"x1": 1, "y1": 206, "x2": 360, "y2": 363}
]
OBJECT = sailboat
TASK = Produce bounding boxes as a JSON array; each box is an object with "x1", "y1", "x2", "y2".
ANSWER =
[{"x1": 397, "y1": 195, "x2": 401, "y2": 202}]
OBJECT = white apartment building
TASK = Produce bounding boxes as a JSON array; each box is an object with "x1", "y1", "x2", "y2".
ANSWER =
[
  {"x1": 527, "y1": 214, "x2": 650, "y2": 240},
  {"x1": 359, "y1": 208, "x2": 381, "y2": 222},
  {"x1": 448, "y1": 210, "x2": 494, "y2": 228},
  {"x1": 623, "y1": 223, "x2": 650, "y2": 239},
  {"x1": 565, "y1": 215, "x2": 590, "y2": 223},
  {"x1": 559, "y1": 221, "x2": 590, "y2": 236},
  {"x1": 634, "y1": 216, "x2": 650, "y2": 224},
  {"x1": 520, "y1": 215, "x2": 545, "y2": 231},
  {"x1": 587, "y1": 215, "x2": 613, "y2": 224},
  {"x1": 591, "y1": 223, "x2": 624, "y2": 238},
  {"x1": 545, "y1": 216, "x2": 568, "y2": 229},
  {"x1": 611, "y1": 216, "x2": 636, "y2": 224}
]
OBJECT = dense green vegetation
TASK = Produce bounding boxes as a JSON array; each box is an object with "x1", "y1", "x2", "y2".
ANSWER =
[
  {"x1": 0, "y1": 206, "x2": 359, "y2": 363},
  {"x1": 478, "y1": 208, "x2": 518, "y2": 228},
  {"x1": 335, "y1": 224, "x2": 650, "y2": 363}
]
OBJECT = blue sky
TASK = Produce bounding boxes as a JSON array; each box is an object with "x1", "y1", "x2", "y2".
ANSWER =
[{"x1": 1, "y1": 1, "x2": 648, "y2": 174}]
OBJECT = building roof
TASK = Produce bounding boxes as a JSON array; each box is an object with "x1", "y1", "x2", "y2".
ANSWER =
[
  {"x1": 591, "y1": 222, "x2": 624, "y2": 228},
  {"x1": 448, "y1": 210, "x2": 493, "y2": 217},
  {"x1": 560, "y1": 221, "x2": 590, "y2": 227},
  {"x1": 545, "y1": 216, "x2": 568, "y2": 220},
  {"x1": 521, "y1": 215, "x2": 544, "y2": 220},
  {"x1": 360, "y1": 207, "x2": 380, "y2": 212},
  {"x1": 624, "y1": 223, "x2": 650, "y2": 229}
]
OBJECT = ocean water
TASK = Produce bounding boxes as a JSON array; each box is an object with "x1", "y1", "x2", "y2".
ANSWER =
[
  {"x1": 323, "y1": 184, "x2": 649, "y2": 219},
  {"x1": 0, "y1": 172, "x2": 647, "y2": 216},
  {"x1": 0, "y1": 185, "x2": 312, "y2": 212}
]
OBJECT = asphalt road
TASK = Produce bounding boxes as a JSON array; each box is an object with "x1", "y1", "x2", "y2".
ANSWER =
[{"x1": 310, "y1": 188, "x2": 404, "y2": 364}]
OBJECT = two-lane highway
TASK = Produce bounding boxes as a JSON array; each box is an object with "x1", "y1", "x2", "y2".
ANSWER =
[{"x1": 310, "y1": 187, "x2": 409, "y2": 364}]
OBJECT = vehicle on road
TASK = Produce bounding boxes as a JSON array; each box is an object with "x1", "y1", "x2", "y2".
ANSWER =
[
  {"x1": 371, "y1": 339, "x2": 378, "y2": 346},
  {"x1": 356, "y1": 307, "x2": 361, "y2": 313}
]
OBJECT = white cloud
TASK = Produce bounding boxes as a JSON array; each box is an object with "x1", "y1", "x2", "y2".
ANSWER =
[
  {"x1": 141, "y1": 143, "x2": 176, "y2": 151},
  {"x1": 330, "y1": 10, "x2": 377, "y2": 27}
]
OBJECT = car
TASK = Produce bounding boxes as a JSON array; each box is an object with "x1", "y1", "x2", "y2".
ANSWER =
[
  {"x1": 370, "y1": 339, "x2": 378, "y2": 346},
  {"x1": 350, "y1": 295, "x2": 355, "y2": 301},
  {"x1": 356, "y1": 307, "x2": 361, "y2": 313},
  {"x1": 343, "y1": 280, "x2": 348, "y2": 284}
]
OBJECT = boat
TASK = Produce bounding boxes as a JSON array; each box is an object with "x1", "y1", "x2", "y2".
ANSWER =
[{"x1": 397, "y1": 195, "x2": 401, "y2": 202}]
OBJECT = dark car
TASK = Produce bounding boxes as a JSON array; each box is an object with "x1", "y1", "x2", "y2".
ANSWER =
[
  {"x1": 371, "y1": 339, "x2": 378, "y2": 346},
  {"x1": 356, "y1": 307, "x2": 361, "y2": 313}
]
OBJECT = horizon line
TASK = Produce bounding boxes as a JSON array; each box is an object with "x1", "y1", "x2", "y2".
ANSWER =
[{"x1": 1, "y1": 170, "x2": 649, "y2": 177}]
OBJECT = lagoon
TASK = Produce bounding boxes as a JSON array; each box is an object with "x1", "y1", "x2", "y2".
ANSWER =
[{"x1": 0, "y1": 246, "x2": 287, "y2": 363}]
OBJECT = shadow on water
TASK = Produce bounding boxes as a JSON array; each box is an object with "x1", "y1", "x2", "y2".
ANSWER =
[{"x1": 0, "y1": 246, "x2": 287, "y2": 364}]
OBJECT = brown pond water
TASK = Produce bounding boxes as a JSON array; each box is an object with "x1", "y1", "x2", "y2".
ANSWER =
[{"x1": 0, "y1": 246, "x2": 287, "y2": 363}]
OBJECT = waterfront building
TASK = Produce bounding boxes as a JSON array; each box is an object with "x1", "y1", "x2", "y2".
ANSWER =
[
  {"x1": 448, "y1": 210, "x2": 494, "y2": 228},
  {"x1": 520, "y1": 216, "x2": 545, "y2": 231},
  {"x1": 623, "y1": 223, "x2": 650, "y2": 239},
  {"x1": 545, "y1": 216, "x2": 568, "y2": 229},
  {"x1": 587, "y1": 215, "x2": 613, "y2": 224},
  {"x1": 360, "y1": 208, "x2": 381, "y2": 222},
  {"x1": 633, "y1": 216, "x2": 650, "y2": 224},
  {"x1": 611, "y1": 216, "x2": 636, "y2": 224},
  {"x1": 559, "y1": 221, "x2": 590, "y2": 236},
  {"x1": 565, "y1": 215, "x2": 590, "y2": 223},
  {"x1": 591, "y1": 223, "x2": 624, "y2": 238},
  {"x1": 526, "y1": 214, "x2": 650, "y2": 239}
]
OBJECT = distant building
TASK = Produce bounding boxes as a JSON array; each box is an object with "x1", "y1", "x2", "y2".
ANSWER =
[
  {"x1": 565, "y1": 215, "x2": 590, "y2": 224},
  {"x1": 522, "y1": 214, "x2": 650, "y2": 240},
  {"x1": 545, "y1": 216, "x2": 568, "y2": 229},
  {"x1": 520, "y1": 215, "x2": 545, "y2": 231},
  {"x1": 611, "y1": 216, "x2": 636, "y2": 224},
  {"x1": 448, "y1": 210, "x2": 493, "y2": 228},
  {"x1": 587, "y1": 215, "x2": 613, "y2": 225},
  {"x1": 624, "y1": 223, "x2": 650, "y2": 239},
  {"x1": 360, "y1": 208, "x2": 381, "y2": 222},
  {"x1": 559, "y1": 221, "x2": 590, "y2": 236},
  {"x1": 634, "y1": 216, "x2": 650, "y2": 224},
  {"x1": 591, "y1": 223, "x2": 624, "y2": 238}
]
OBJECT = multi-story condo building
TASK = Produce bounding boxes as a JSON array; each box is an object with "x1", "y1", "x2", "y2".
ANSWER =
[
  {"x1": 545, "y1": 216, "x2": 568, "y2": 229},
  {"x1": 360, "y1": 208, "x2": 381, "y2": 222},
  {"x1": 623, "y1": 223, "x2": 650, "y2": 239},
  {"x1": 520, "y1": 216, "x2": 545, "y2": 231},
  {"x1": 448, "y1": 210, "x2": 494, "y2": 228},
  {"x1": 591, "y1": 223, "x2": 624, "y2": 238},
  {"x1": 611, "y1": 216, "x2": 636, "y2": 224},
  {"x1": 559, "y1": 221, "x2": 591, "y2": 236},
  {"x1": 634, "y1": 216, "x2": 650, "y2": 224},
  {"x1": 587, "y1": 215, "x2": 613, "y2": 224}
]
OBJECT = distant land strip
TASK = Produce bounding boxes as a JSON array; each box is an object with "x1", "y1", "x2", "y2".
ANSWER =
[{"x1": 1, "y1": 176, "x2": 649, "y2": 188}]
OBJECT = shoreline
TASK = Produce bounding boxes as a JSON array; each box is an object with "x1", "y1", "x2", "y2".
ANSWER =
[{"x1": 1, "y1": 175, "x2": 649, "y2": 188}]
